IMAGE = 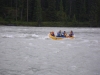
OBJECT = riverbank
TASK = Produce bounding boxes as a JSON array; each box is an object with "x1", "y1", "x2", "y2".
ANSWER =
[{"x1": 0, "y1": 20, "x2": 91, "y2": 27}]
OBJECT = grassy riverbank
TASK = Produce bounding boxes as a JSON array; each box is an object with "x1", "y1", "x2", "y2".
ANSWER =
[{"x1": 0, "y1": 20, "x2": 90, "y2": 27}]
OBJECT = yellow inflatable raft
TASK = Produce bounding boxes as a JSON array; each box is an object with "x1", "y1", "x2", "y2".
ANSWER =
[{"x1": 49, "y1": 33, "x2": 74, "y2": 40}]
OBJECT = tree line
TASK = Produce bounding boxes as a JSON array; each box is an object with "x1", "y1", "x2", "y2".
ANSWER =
[{"x1": 0, "y1": 0, "x2": 100, "y2": 27}]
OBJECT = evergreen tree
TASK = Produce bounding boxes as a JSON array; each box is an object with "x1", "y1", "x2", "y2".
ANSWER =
[
  {"x1": 72, "y1": 14, "x2": 77, "y2": 26},
  {"x1": 0, "y1": 0, "x2": 100, "y2": 27},
  {"x1": 46, "y1": 0, "x2": 56, "y2": 21},
  {"x1": 89, "y1": 0, "x2": 97, "y2": 27},
  {"x1": 96, "y1": 0, "x2": 100, "y2": 26},
  {"x1": 27, "y1": 0, "x2": 28, "y2": 22},
  {"x1": 35, "y1": 0, "x2": 42, "y2": 26},
  {"x1": 69, "y1": 0, "x2": 73, "y2": 18},
  {"x1": 19, "y1": 0, "x2": 24, "y2": 21},
  {"x1": 57, "y1": 0, "x2": 66, "y2": 22},
  {"x1": 79, "y1": 0, "x2": 87, "y2": 22}
]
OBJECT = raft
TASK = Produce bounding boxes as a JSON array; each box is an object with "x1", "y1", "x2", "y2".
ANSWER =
[{"x1": 49, "y1": 33, "x2": 74, "y2": 40}]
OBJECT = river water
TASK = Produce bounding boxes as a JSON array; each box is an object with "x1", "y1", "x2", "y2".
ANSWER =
[{"x1": 0, "y1": 26, "x2": 100, "y2": 75}]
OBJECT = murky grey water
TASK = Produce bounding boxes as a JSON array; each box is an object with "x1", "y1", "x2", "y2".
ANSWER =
[{"x1": 0, "y1": 26, "x2": 100, "y2": 75}]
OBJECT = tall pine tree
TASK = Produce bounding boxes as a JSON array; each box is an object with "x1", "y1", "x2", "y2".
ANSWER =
[
  {"x1": 57, "y1": 0, "x2": 66, "y2": 22},
  {"x1": 35, "y1": 0, "x2": 42, "y2": 26},
  {"x1": 46, "y1": 0, "x2": 56, "y2": 21}
]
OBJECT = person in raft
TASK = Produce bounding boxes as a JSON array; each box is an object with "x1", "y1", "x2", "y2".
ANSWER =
[
  {"x1": 61, "y1": 31, "x2": 67, "y2": 37},
  {"x1": 50, "y1": 31, "x2": 55, "y2": 36},
  {"x1": 56, "y1": 30, "x2": 62, "y2": 37},
  {"x1": 69, "y1": 30, "x2": 74, "y2": 37}
]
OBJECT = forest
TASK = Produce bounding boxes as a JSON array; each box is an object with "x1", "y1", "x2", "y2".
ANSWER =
[{"x1": 0, "y1": 0, "x2": 100, "y2": 27}]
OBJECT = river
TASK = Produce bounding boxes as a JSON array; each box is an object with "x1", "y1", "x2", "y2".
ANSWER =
[{"x1": 0, "y1": 26, "x2": 100, "y2": 75}]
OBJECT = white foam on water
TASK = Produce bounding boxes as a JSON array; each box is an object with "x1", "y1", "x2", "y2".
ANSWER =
[
  {"x1": 2, "y1": 34, "x2": 39, "y2": 39},
  {"x1": 18, "y1": 34, "x2": 28, "y2": 38},
  {"x1": 93, "y1": 40, "x2": 99, "y2": 43},
  {"x1": 73, "y1": 34, "x2": 76, "y2": 37},
  {"x1": 39, "y1": 35, "x2": 49, "y2": 40},
  {"x1": 2, "y1": 34, "x2": 14, "y2": 38},
  {"x1": 60, "y1": 41, "x2": 64, "y2": 43},
  {"x1": 71, "y1": 66, "x2": 77, "y2": 71},
  {"x1": 32, "y1": 34, "x2": 39, "y2": 38}
]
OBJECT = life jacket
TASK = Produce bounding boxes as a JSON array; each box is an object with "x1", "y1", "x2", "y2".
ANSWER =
[{"x1": 57, "y1": 32, "x2": 62, "y2": 37}]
